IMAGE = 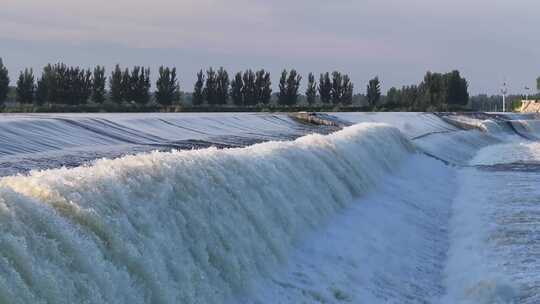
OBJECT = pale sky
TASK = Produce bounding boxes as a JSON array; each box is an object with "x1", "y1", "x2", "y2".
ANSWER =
[{"x1": 1, "y1": 0, "x2": 539, "y2": 94}]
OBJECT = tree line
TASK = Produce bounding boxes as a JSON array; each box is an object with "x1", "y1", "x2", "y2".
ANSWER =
[
  {"x1": 0, "y1": 60, "x2": 176, "y2": 106},
  {"x1": 192, "y1": 68, "x2": 354, "y2": 106},
  {"x1": 0, "y1": 58, "x2": 356, "y2": 107},
  {"x1": 0, "y1": 57, "x2": 470, "y2": 111},
  {"x1": 384, "y1": 71, "x2": 469, "y2": 111}
]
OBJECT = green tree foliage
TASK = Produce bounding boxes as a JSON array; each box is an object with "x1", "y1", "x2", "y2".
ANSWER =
[
  {"x1": 386, "y1": 87, "x2": 401, "y2": 105},
  {"x1": 415, "y1": 70, "x2": 469, "y2": 110},
  {"x1": 16, "y1": 68, "x2": 35, "y2": 104},
  {"x1": 80, "y1": 69, "x2": 93, "y2": 104},
  {"x1": 92, "y1": 66, "x2": 107, "y2": 103},
  {"x1": 127, "y1": 66, "x2": 151, "y2": 104},
  {"x1": 401, "y1": 85, "x2": 421, "y2": 110},
  {"x1": 92, "y1": 66, "x2": 106, "y2": 104},
  {"x1": 327, "y1": 71, "x2": 354, "y2": 104},
  {"x1": 230, "y1": 72, "x2": 244, "y2": 106},
  {"x1": 469, "y1": 94, "x2": 521, "y2": 112},
  {"x1": 39, "y1": 65, "x2": 56, "y2": 104},
  {"x1": 318, "y1": 72, "x2": 332, "y2": 104},
  {"x1": 204, "y1": 68, "x2": 218, "y2": 105},
  {"x1": 242, "y1": 70, "x2": 257, "y2": 105},
  {"x1": 278, "y1": 69, "x2": 302, "y2": 106},
  {"x1": 421, "y1": 71, "x2": 446, "y2": 109},
  {"x1": 155, "y1": 66, "x2": 180, "y2": 106},
  {"x1": 384, "y1": 86, "x2": 414, "y2": 110},
  {"x1": 0, "y1": 58, "x2": 9, "y2": 104},
  {"x1": 306, "y1": 72, "x2": 317, "y2": 105},
  {"x1": 108, "y1": 65, "x2": 151, "y2": 105},
  {"x1": 63, "y1": 65, "x2": 91, "y2": 105},
  {"x1": 330, "y1": 72, "x2": 343, "y2": 104},
  {"x1": 444, "y1": 70, "x2": 469, "y2": 106},
  {"x1": 255, "y1": 69, "x2": 272, "y2": 105},
  {"x1": 121, "y1": 68, "x2": 131, "y2": 101},
  {"x1": 537, "y1": 76, "x2": 540, "y2": 93},
  {"x1": 216, "y1": 67, "x2": 229, "y2": 105},
  {"x1": 34, "y1": 63, "x2": 92, "y2": 105},
  {"x1": 35, "y1": 77, "x2": 48, "y2": 106},
  {"x1": 193, "y1": 70, "x2": 205, "y2": 106},
  {"x1": 109, "y1": 65, "x2": 123, "y2": 104},
  {"x1": 341, "y1": 75, "x2": 354, "y2": 105},
  {"x1": 366, "y1": 76, "x2": 381, "y2": 107},
  {"x1": 278, "y1": 70, "x2": 288, "y2": 105},
  {"x1": 389, "y1": 70, "x2": 469, "y2": 111}
]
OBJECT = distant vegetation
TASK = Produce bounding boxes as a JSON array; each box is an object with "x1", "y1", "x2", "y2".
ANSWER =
[
  {"x1": 469, "y1": 94, "x2": 526, "y2": 112},
  {"x1": 0, "y1": 57, "x2": 475, "y2": 112}
]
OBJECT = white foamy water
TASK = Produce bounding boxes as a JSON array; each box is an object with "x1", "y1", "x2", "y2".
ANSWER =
[
  {"x1": 246, "y1": 154, "x2": 454, "y2": 303},
  {"x1": 470, "y1": 141, "x2": 540, "y2": 166},
  {"x1": 1, "y1": 112, "x2": 540, "y2": 304},
  {"x1": 0, "y1": 113, "x2": 329, "y2": 176},
  {"x1": 0, "y1": 113, "x2": 310, "y2": 157},
  {"x1": 442, "y1": 137, "x2": 540, "y2": 304},
  {"x1": 0, "y1": 123, "x2": 413, "y2": 304}
]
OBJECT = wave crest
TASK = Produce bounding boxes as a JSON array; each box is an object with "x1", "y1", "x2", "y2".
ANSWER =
[{"x1": 0, "y1": 123, "x2": 412, "y2": 304}]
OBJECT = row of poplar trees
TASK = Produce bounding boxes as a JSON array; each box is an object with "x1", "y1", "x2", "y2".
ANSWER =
[
  {"x1": 11, "y1": 64, "x2": 179, "y2": 106},
  {"x1": 0, "y1": 58, "x2": 356, "y2": 106},
  {"x1": 0, "y1": 60, "x2": 180, "y2": 106},
  {"x1": 193, "y1": 68, "x2": 354, "y2": 106}
]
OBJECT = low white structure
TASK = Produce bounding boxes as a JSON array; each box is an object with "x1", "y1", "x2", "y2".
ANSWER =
[{"x1": 518, "y1": 100, "x2": 540, "y2": 112}]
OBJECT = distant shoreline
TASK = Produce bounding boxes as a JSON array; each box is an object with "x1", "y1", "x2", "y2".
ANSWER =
[{"x1": 0, "y1": 103, "x2": 473, "y2": 113}]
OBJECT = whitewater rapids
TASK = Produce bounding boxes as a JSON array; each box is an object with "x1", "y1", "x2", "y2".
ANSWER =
[
  {"x1": 1, "y1": 112, "x2": 539, "y2": 303},
  {"x1": 0, "y1": 123, "x2": 413, "y2": 303}
]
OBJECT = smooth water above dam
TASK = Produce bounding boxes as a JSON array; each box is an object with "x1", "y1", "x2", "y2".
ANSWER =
[{"x1": 0, "y1": 112, "x2": 538, "y2": 303}]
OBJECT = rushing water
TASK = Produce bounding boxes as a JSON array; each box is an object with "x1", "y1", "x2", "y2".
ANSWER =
[
  {"x1": 1, "y1": 112, "x2": 540, "y2": 303},
  {"x1": 0, "y1": 113, "x2": 334, "y2": 176},
  {"x1": 441, "y1": 140, "x2": 540, "y2": 304}
]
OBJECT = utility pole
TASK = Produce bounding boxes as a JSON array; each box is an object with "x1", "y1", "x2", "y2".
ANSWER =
[{"x1": 501, "y1": 82, "x2": 508, "y2": 112}]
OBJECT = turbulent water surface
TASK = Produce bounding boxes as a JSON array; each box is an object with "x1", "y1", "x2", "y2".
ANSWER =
[
  {"x1": 0, "y1": 113, "x2": 334, "y2": 176},
  {"x1": 0, "y1": 112, "x2": 539, "y2": 303}
]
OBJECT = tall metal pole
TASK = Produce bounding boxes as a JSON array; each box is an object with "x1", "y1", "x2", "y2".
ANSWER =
[{"x1": 501, "y1": 82, "x2": 507, "y2": 112}]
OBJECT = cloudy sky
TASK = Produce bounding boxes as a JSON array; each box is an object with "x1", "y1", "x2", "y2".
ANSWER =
[{"x1": 1, "y1": 0, "x2": 539, "y2": 94}]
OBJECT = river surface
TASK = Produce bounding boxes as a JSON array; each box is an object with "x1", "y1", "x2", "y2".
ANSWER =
[{"x1": 0, "y1": 112, "x2": 538, "y2": 303}]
